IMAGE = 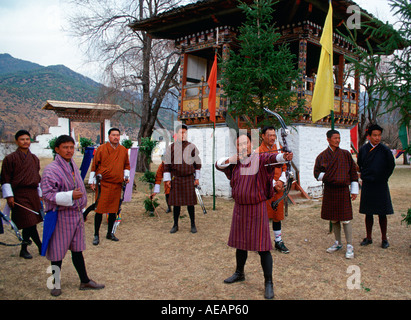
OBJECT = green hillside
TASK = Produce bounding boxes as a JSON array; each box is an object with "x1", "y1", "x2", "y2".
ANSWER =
[{"x1": 0, "y1": 54, "x2": 174, "y2": 142}]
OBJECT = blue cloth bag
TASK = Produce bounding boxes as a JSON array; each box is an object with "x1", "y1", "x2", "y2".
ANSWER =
[{"x1": 41, "y1": 208, "x2": 58, "y2": 256}]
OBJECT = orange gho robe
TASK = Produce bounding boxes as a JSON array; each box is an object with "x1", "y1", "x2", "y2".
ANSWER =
[
  {"x1": 90, "y1": 142, "x2": 130, "y2": 214},
  {"x1": 255, "y1": 141, "x2": 287, "y2": 222}
]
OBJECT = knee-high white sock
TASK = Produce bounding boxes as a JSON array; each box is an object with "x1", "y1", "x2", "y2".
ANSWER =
[{"x1": 273, "y1": 230, "x2": 282, "y2": 242}]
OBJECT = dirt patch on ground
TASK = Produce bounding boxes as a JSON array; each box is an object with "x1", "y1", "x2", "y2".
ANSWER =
[{"x1": 0, "y1": 155, "x2": 410, "y2": 300}]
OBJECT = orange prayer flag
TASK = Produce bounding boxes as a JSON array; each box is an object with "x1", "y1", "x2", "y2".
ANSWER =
[{"x1": 208, "y1": 54, "x2": 217, "y2": 123}]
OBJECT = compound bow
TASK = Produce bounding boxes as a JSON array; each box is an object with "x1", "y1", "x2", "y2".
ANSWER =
[{"x1": 263, "y1": 108, "x2": 294, "y2": 210}]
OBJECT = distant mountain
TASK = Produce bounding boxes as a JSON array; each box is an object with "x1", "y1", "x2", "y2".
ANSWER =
[
  {"x1": 0, "y1": 53, "x2": 43, "y2": 75},
  {"x1": 0, "y1": 53, "x2": 104, "y2": 141},
  {"x1": 0, "y1": 54, "x2": 175, "y2": 143}
]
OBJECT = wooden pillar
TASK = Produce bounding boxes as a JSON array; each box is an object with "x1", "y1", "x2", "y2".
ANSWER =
[
  {"x1": 338, "y1": 54, "x2": 345, "y2": 116},
  {"x1": 179, "y1": 53, "x2": 188, "y2": 119},
  {"x1": 354, "y1": 65, "x2": 360, "y2": 116},
  {"x1": 298, "y1": 38, "x2": 307, "y2": 100},
  {"x1": 100, "y1": 121, "x2": 105, "y2": 144}
]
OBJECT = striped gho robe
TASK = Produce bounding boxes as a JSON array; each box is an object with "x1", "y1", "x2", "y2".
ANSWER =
[
  {"x1": 216, "y1": 152, "x2": 283, "y2": 252},
  {"x1": 41, "y1": 154, "x2": 87, "y2": 261},
  {"x1": 1, "y1": 149, "x2": 42, "y2": 229},
  {"x1": 314, "y1": 147, "x2": 359, "y2": 221},
  {"x1": 164, "y1": 140, "x2": 201, "y2": 206}
]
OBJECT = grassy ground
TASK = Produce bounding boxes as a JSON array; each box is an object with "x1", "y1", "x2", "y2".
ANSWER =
[{"x1": 0, "y1": 155, "x2": 410, "y2": 300}]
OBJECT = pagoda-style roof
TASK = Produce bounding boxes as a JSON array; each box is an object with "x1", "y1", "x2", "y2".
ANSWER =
[
  {"x1": 42, "y1": 100, "x2": 124, "y2": 122},
  {"x1": 130, "y1": 0, "x2": 391, "y2": 52}
]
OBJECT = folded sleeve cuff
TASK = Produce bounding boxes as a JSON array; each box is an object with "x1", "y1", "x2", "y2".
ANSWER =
[
  {"x1": 276, "y1": 153, "x2": 285, "y2": 163},
  {"x1": 153, "y1": 184, "x2": 160, "y2": 193},
  {"x1": 317, "y1": 172, "x2": 325, "y2": 181},
  {"x1": 124, "y1": 170, "x2": 130, "y2": 180},
  {"x1": 279, "y1": 171, "x2": 287, "y2": 183},
  {"x1": 55, "y1": 191, "x2": 74, "y2": 207},
  {"x1": 195, "y1": 170, "x2": 201, "y2": 180},
  {"x1": 37, "y1": 183, "x2": 42, "y2": 197},
  {"x1": 163, "y1": 172, "x2": 171, "y2": 181},
  {"x1": 350, "y1": 181, "x2": 359, "y2": 194},
  {"x1": 88, "y1": 171, "x2": 96, "y2": 184},
  {"x1": 216, "y1": 157, "x2": 230, "y2": 169},
  {"x1": 1, "y1": 184, "x2": 13, "y2": 198}
]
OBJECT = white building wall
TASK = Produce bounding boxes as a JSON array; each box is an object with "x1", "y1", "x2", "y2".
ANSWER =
[
  {"x1": 286, "y1": 124, "x2": 351, "y2": 198},
  {"x1": 187, "y1": 126, "x2": 235, "y2": 198}
]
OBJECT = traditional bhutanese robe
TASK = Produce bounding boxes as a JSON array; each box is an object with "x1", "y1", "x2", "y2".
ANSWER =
[
  {"x1": 41, "y1": 154, "x2": 87, "y2": 261},
  {"x1": 357, "y1": 142, "x2": 395, "y2": 215},
  {"x1": 216, "y1": 152, "x2": 282, "y2": 252},
  {"x1": 314, "y1": 147, "x2": 359, "y2": 221},
  {"x1": 89, "y1": 143, "x2": 130, "y2": 213},
  {"x1": 255, "y1": 142, "x2": 287, "y2": 221},
  {"x1": 153, "y1": 162, "x2": 170, "y2": 195},
  {"x1": 164, "y1": 140, "x2": 201, "y2": 206},
  {"x1": 1, "y1": 149, "x2": 42, "y2": 229}
]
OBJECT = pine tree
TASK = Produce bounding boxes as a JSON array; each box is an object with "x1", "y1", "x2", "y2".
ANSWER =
[{"x1": 221, "y1": 0, "x2": 302, "y2": 128}]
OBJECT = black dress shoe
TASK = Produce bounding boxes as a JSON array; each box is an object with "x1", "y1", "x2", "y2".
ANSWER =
[
  {"x1": 93, "y1": 235, "x2": 99, "y2": 245},
  {"x1": 170, "y1": 225, "x2": 178, "y2": 233},
  {"x1": 381, "y1": 240, "x2": 390, "y2": 248},
  {"x1": 191, "y1": 225, "x2": 197, "y2": 233},
  {"x1": 106, "y1": 233, "x2": 119, "y2": 241},
  {"x1": 264, "y1": 278, "x2": 274, "y2": 299},
  {"x1": 20, "y1": 249, "x2": 32, "y2": 259},
  {"x1": 50, "y1": 288, "x2": 62, "y2": 297},
  {"x1": 360, "y1": 238, "x2": 373, "y2": 246},
  {"x1": 79, "y1": 279, "x2": 105, "y2": 290},
  {"x1": 224, "y1": 271, "x2": 245, "y2": 284}
]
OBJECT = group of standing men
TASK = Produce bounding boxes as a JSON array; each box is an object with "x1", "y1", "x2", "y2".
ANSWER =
[
  {"x1": 1, "y1": 122, "x2": 395, "y2": 299},
  {"x1": 1, "y1": 128, "x2": 130, "y2": 296},
  {"x1": 314, "y1": 124, "x2": 395, "y2": 260}
]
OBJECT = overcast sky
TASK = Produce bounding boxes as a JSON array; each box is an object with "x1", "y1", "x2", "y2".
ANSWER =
[{"x1": 0, "y1": 0, "x2": 399, "y2": 84}]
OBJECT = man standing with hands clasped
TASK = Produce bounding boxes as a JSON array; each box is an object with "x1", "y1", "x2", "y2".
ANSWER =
[
  {"x1": 88, "y1": 128, "x2": 130, "y2": 245},
  {"x1": 357, "y1": 124, "x2": 395, "y2": 249},
  {"x1": 163, "y1": 124, "x2": 201, "y2": 234},
  {"x1": 314, "y1": 129, "x2": 359, "y2": 259}
]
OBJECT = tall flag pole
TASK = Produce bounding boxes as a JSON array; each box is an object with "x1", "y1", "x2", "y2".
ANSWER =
[
  {"x1": 311, "y1": 0, "x2": 334, "y2": 127},
  {"x1": 311, "y1": 1, "x2": 335, "y2": 232},
  {"x1": 208, "y1": 52, "x2": 218, "y2": 210}
]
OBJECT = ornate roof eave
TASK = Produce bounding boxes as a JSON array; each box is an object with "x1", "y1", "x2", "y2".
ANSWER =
[{"x1": 129, "y1": 0, "x2": 403, "y2": 54}]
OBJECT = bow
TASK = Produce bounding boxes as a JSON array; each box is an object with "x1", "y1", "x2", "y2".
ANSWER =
[
  {"x1": 112, "y1": 181, "x2": 127, "y2": 234},
  {"x1": 83, "y1": 174, "x2": 102, "y2": 220},
  {"x1": 195, "y1": 185, "x2": 207, "y2": 215},
  {"x1": 0, "y1": 210, "x2": 26, "y2": 246},
  {"x1": 263, "y1": 108, "x2": 294, "y2": 210}
]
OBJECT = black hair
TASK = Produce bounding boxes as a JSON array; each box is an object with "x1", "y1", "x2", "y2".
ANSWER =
[
  {"x1": 326, "y1": 129, "x2": 340, "y2": 139},
  {"x1": 15, "y1": 130, "x2": 30, "y2": 140},
  {"x1": 237, "y1": 132, "x2": 252, "y2": 142},
  {"x1": 175, "y1": 124, "x2": 188, "y2": 132},
  {"x1": 366, "y1": 124, "x2": 383, "y2": 136},
  {"x1": 261, "y1": 126, "x2": 275, "y2": 135},
  {"x1": 108, "y1": 127, "x2": 121, "y2": 135},
  {"x1": 54, "y1": 135, "x2": 75, "y2": 148}
]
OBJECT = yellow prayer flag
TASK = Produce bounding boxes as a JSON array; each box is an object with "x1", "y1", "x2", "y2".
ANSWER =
[{"x1": 311, "y1": 1, "x2": 334, "y2": 123}]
